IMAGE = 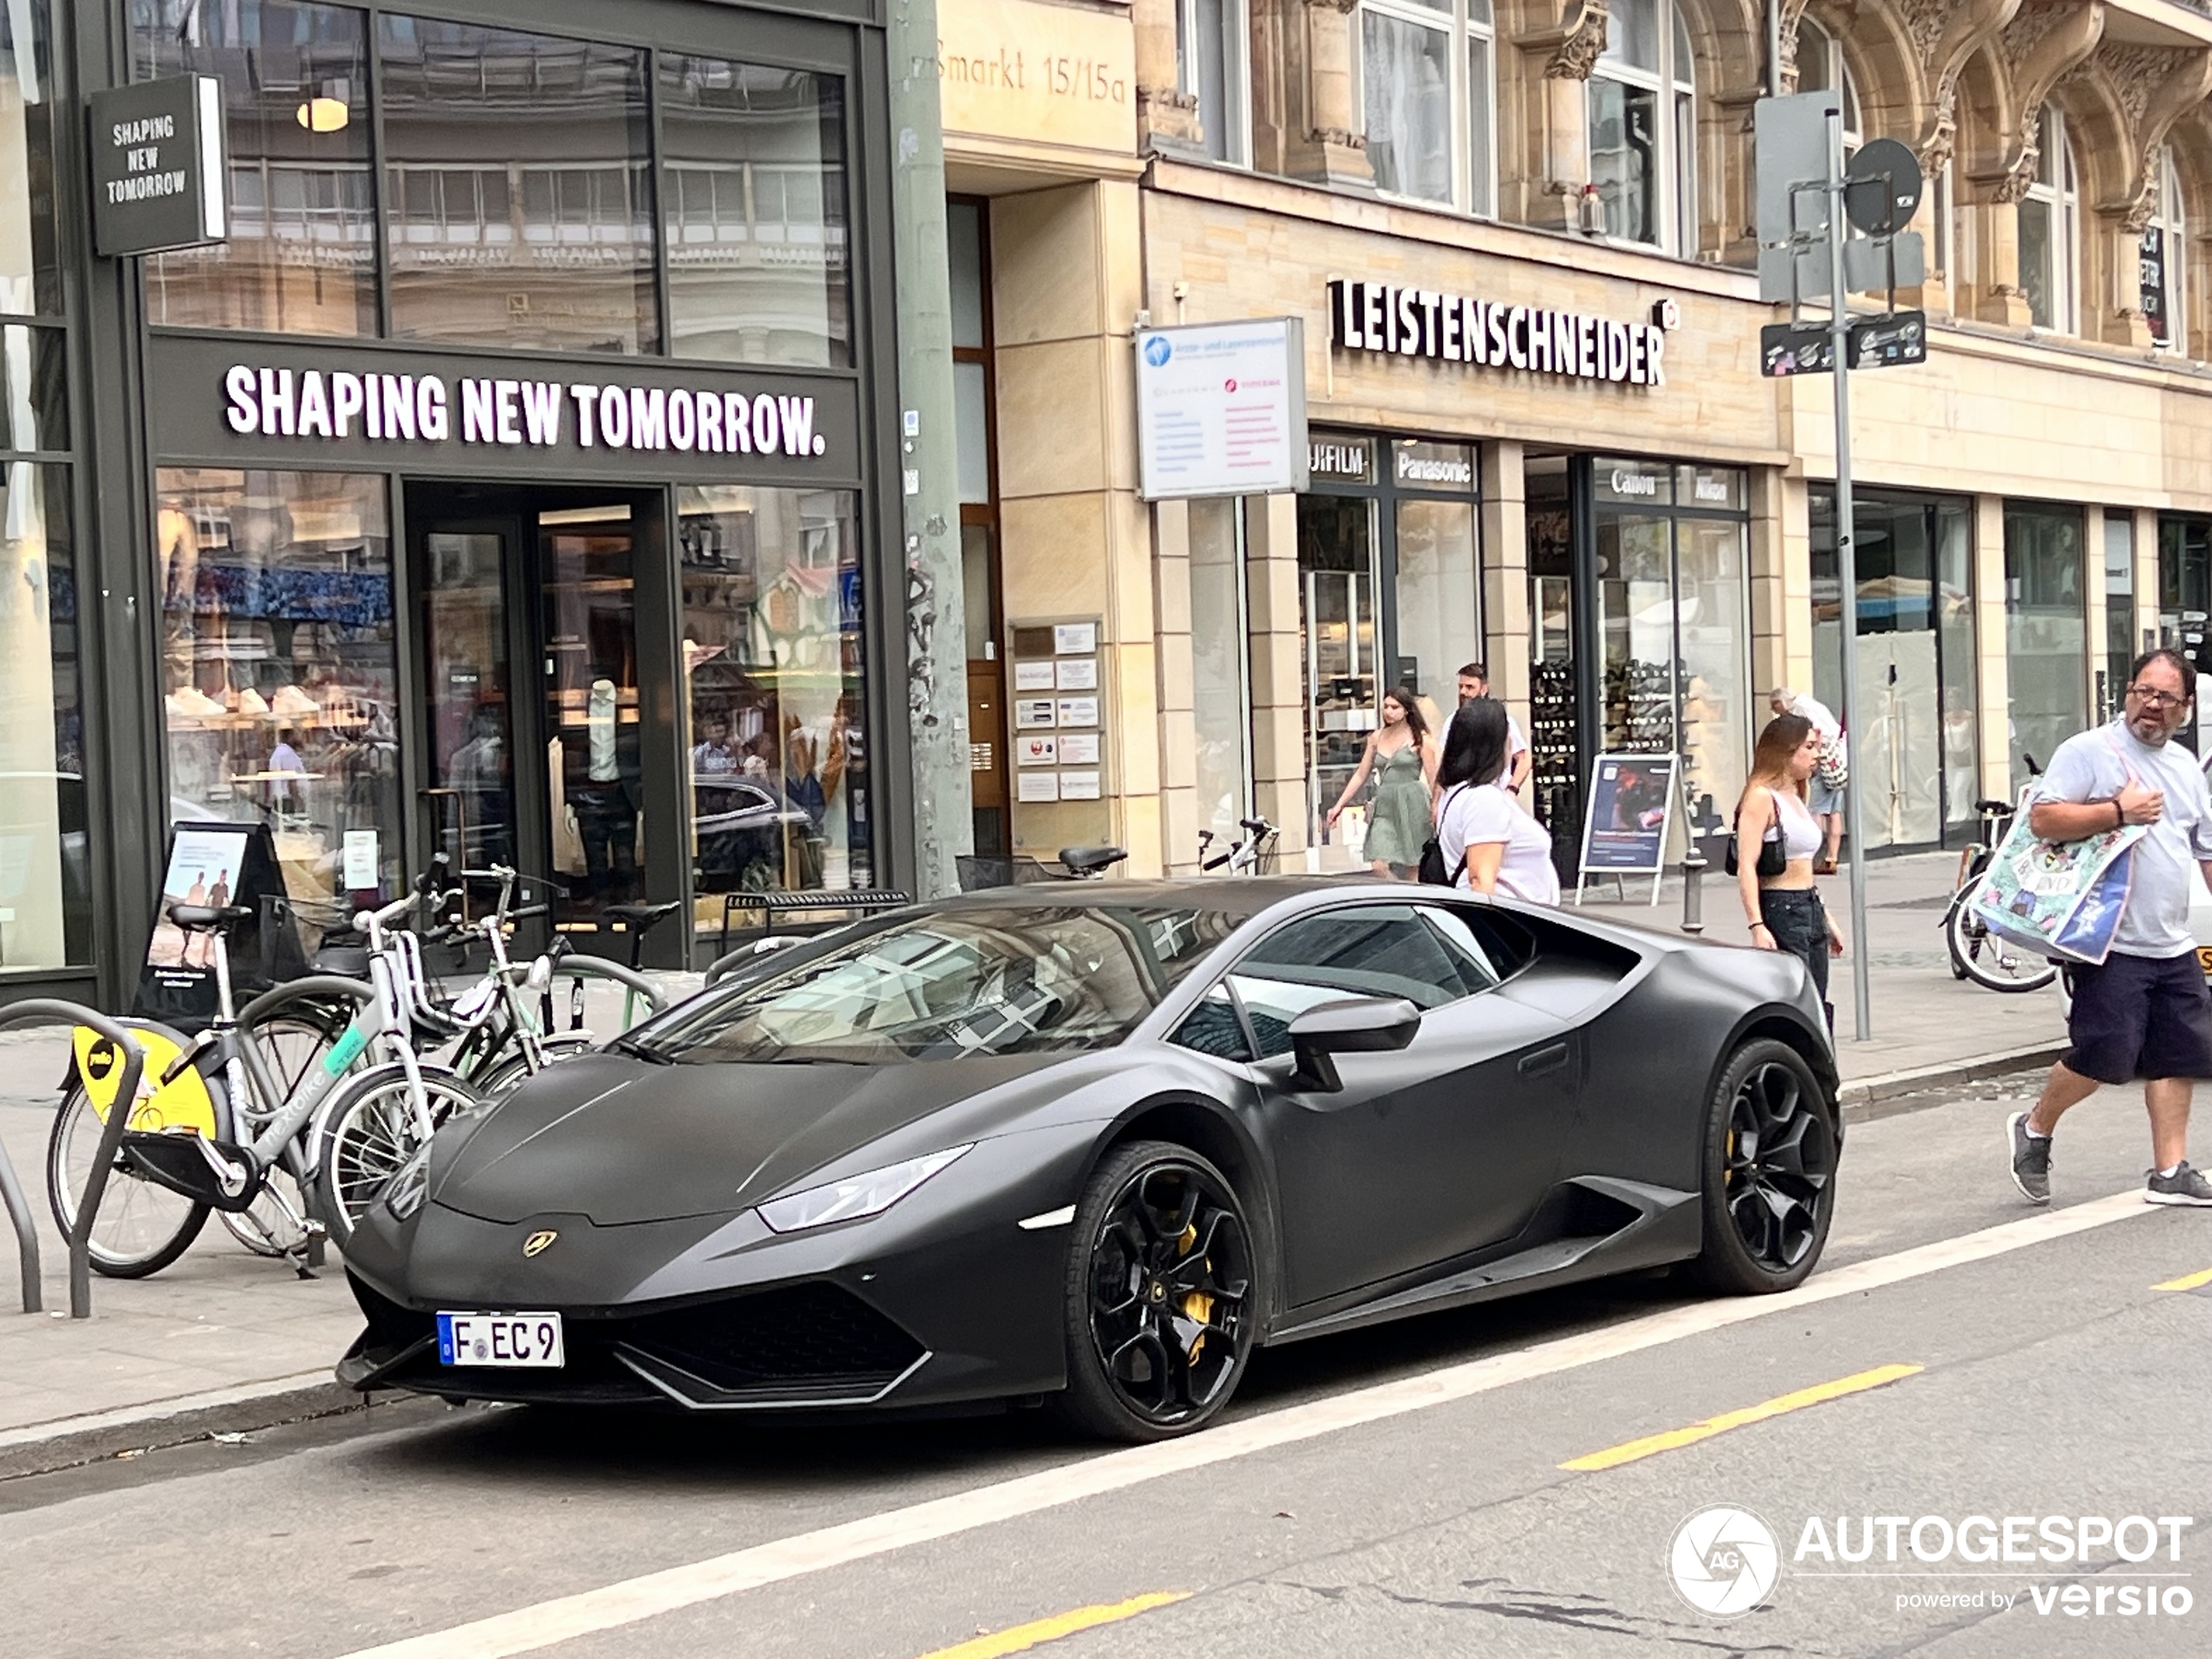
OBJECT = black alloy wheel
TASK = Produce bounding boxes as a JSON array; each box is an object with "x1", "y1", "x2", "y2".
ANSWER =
[
  {"x1": 1057, "y1": 1141, "x2": 1255, "y2": 1442},
  {"x1": 1695, "y1": 1039, "x2": 1838, "y2": 1294}
]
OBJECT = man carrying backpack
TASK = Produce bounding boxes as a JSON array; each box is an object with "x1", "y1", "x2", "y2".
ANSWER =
[{"x1": 2007, "y1": 647, "x2": 2212, "y2": 1208}]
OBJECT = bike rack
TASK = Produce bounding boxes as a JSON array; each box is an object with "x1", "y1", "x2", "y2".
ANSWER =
[
  {"x1": 550, "y1": 956, "x2": 674, "y2": 1028},
  {"x1": 0, "y1": 1001, "x2": 150, "y2": 1319}
]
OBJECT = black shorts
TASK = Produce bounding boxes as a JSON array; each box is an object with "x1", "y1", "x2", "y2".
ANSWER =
[{"x1": 2063, "y1": 949, "x2": 2212, "y2": 1084}]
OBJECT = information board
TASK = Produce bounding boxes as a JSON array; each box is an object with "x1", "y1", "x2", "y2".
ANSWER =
[
  {"x1": 1134, "y1": 318, "x2": 1307, "y2": 500},
  {"x1": 1575, "y1": 752, "x2": 1678, "y2": 905},
  {"x1": 134, "y1": 821, "x2": 302, "y2": 1029}
]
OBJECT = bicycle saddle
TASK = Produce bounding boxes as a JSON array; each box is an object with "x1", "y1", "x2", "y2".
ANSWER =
[
  {"x1": 168, "y1": 903, "x2": 253, "y2": 932},
  {"x1": 604, "y1": 900, "x2": 681, "y2": 929},
  {"x1": 1057, "y1": 845, "x2": 1129, "y2": 876},
  {"x1": 1973, "y1": 799, "x2": 2012, "y2": 816},
  {"x1": 308, "y1": 943, "x2": 371, "y2": 976}
]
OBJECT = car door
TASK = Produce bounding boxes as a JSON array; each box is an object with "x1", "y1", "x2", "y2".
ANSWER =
[{"x1": 1233, "y1": 902, "x2": 1577, "y2": 1308}]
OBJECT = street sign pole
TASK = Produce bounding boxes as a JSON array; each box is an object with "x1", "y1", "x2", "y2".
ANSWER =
[{"x1": 1825, "y1": 107, "x2": 1873, "y2": 1042}]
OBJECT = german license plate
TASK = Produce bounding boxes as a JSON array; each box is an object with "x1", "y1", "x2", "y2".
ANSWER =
[
  {"x1": 2197, "y1": 947, "x2": 2212, "y2": 975},
  {"x1": 436, "y1": 1312, "x2": 563, "y2": 1368}
]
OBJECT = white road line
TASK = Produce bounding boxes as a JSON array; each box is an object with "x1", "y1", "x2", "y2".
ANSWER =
[{"x1": 335, "y1": 1190, "x2": 2153, "y2": 1659}]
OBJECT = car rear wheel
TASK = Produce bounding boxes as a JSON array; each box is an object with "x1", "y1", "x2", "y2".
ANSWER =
[
  {"x1": 1694, "y1": 1040, "x2": 1838, "y2": 1295},
  {"x1": 1056, "y1": 1141, "x2": 1255, "y2": 1442}
]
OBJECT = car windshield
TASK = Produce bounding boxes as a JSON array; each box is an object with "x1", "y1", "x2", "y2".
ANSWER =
[{"x1": 637, "y1": 905, "x2": 1238, "y2": 1062}]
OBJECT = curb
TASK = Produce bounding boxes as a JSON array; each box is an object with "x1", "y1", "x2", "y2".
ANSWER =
[
  {"x1": 0, "y1": 1372, "x2": 390, "y2": 1481},
  {"x1": 1838, "y1": 1041, "x2": 2067, "y2": 1119}
]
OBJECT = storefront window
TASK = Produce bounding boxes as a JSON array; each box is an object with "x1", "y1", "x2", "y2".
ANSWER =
[
  {"x1": 0, "y1": 462, "x2": 88, "y2": 967},
  {"x1": 2105, "y1": 513, "x2": 2136, "y2": 722},
  {"x1": 680, "y1": 486, "x2": 867, "y2": 937},
  {"x1": 1188, "y1": 498, "x2": 1251, "y2": 843},
  {"x1": 378, "y1": 14, "x2": 656, "y2": 354},
  {"x1": 1588, "y1": 457, "x2": 1750, "y2": 859},
  {"x1": 133, "y1": 0, "x2": 378, "y2": 335},
  {"x1": 1812, "y1": 489, "x2": 1978, "y2": 846},
  {"x1": 2004, "y1": 503, "x2": 2087, "y2": 796},
  {"x1": 155, "y1": 469, "x2": 402, "y2": 907},
  {"x1": 1, "y1": 0, "x2": 59, "y2": 317},
  {"x1": 0, "y1": 323, "x2": 64, "y2": 449},
  {"x1": 1393, "y1": 486, "x2": 1477, "y2": 708},
  {"x1": 1297, "y1": 494, "x2": 1379, "y2": 870},
  {"x1": 659, "y1": 55, "x2": 849, "y2": 368}
]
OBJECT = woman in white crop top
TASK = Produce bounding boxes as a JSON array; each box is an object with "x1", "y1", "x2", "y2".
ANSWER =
[{"x1": 1734, "y1": 713, "x2": 1844, "y2": 1017}]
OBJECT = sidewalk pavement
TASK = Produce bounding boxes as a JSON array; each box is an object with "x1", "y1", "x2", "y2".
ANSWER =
[
  {"x1": 1574, "y1": 848, "x2": 2068, "y2": 1099},
  {"x1": 0, "y1": 876, "x2": 2061, "y2": 1478}
]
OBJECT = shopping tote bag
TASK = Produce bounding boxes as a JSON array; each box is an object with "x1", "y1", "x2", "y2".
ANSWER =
[{"x1": 1966, "y1": 813, "x2": 2145, "y2": 968}]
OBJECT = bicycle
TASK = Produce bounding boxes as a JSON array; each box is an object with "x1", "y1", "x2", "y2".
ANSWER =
[
  {"x1": 1942, "y1": 753, "x2": 2058, "y2": 994},
  {"x1": 1200, "y1": 817, "x2": 1279, "y2": 874},
  {"x1": 48, "y1": 890, "x2": 482, "y2": 1277}
]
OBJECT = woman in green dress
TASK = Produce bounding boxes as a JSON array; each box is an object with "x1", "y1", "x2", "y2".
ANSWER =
[{"x1": 1325, "y1": 685, "x2": 1438, "y2": 878}]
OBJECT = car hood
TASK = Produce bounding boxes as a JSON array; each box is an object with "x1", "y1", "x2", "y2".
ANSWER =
[{"x1": 427, "y1": 1050, "x2": 1076, "y2": 1226}]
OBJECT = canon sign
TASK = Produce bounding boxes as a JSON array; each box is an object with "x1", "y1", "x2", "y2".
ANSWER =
[{"x1": 1327, "y1": 279, "x2": 1673, "y2": 387}]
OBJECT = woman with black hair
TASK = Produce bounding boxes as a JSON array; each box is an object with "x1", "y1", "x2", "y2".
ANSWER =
[{"x1": 1433, "y1": 699, "x2": 1560, "y2": 902}]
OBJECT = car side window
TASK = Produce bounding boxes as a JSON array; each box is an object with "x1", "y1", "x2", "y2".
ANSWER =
[
  {"x1": 1227, "y1": 905, "x2": 1482, "y2": 1059},
  {"x1": 1170, "y1": 981, "x2": 1253, "y2": 1062}
]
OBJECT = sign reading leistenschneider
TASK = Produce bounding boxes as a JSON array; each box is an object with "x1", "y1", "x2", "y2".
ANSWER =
[
  {"x1": 89, "y1": 75, "x2": 227, "y2": 258},
  {"x1": 1328, "y1": 279, "x2": 1672, "y2": 387},
  {"x1": 1134, "y1": 318, "x2": 1308, "y2": 500}
]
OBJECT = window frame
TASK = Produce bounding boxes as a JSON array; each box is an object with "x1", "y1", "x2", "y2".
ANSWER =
[
  {"x1": 2147, "y1": 146, "x2": 2187, "y2": 355},
  {"x1": 2021, "y1": 105, "x2": 2080, "y2": 334},
  {"x1": 1586, "y1": 0, "x2": 1697, "y2": 253},
  {"x1": 1353, "y1": 0, "x2": 1497, "y2": 219},
  {"x1": 1176, "y1": 0, "x2": 1251, "y2": 168}
]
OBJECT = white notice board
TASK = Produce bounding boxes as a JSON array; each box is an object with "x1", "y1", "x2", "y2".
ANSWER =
[{"x1": 1134, "y1": 318, "x2": 1308, "y2": 500}]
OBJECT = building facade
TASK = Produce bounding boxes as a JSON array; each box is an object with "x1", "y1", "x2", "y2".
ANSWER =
[
  {"x1": 4, "y1": 0, "x2": 907, "y2": 1007},
  {"x1": 944, "y1": 0, "x2": 2212, "y2": 886}
]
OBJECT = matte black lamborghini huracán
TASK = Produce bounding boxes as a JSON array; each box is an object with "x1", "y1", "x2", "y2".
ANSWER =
[{"x1": 339, "y1": 879, "x2": 1841, "y2": 1441}]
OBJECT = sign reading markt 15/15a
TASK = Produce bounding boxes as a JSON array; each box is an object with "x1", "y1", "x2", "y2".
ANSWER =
[{"x1": 88, "y1": 75, "x2": 228, "y2": 258}]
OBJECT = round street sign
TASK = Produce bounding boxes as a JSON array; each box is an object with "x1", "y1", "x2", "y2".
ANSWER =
[{"x1": 1844, "y1": 138, "x2": 1925, "y2": 237}]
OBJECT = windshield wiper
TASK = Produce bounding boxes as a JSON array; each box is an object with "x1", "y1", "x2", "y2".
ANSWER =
[{"x1": 607, "y1": 1034, "x2": 674, "y2": 1065}]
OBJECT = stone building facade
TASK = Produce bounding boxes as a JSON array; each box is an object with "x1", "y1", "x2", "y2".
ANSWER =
[{"x1": 945, "y1": 0, "x2": 2212, "y2": 879}]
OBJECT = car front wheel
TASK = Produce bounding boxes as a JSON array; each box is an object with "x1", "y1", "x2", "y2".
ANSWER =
[
  {"x1": 1056, "y1": 1140, "x2": 1256, "y2": 1442},
  {"x1": 1694, "y1": 1039, "x2": 1838, "y2": 1294}
]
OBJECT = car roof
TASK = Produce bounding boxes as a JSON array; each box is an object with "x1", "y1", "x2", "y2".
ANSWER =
[{"x1": 932, "y1": 875, "x2": 1361, "y2": 921}]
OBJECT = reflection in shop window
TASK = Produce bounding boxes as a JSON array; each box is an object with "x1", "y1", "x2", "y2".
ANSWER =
[
  {"x1": 680, "y1": 486, "x2": 867, "y2": 934},
  {"x1": 660, "y1": 55, "x2": 850, "y2": 367},
  {"x1": 0, "y1": 462, "x2": 90, "y2": 966},
  {"x1": 2, "y1": 0, "x2": 61, "y2": 317},
  {"x1": 378, "y1": 13, "x2": 656, "y2": 354},
  {"x1": 2005, "y1": 504, "x2": 2087, "y2": 798},
  {"x1": 132, "y1": 0, "x2": 378, "y2": 335},
  {"x1": 155, "y1": 469, "x2": 401, "y2": 910}
]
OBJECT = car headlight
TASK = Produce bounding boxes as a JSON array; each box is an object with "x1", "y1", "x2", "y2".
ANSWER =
[
  {"x1": 382, "y1": 1143, "x2": 433, "y2": 1222},
  {"x1": 756, "y1": 1144, "x2": 973, "y2": 1234}
]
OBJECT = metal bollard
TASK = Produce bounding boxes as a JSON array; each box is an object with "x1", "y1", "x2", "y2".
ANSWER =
[
  {"x1": 1681, "y1": 844, "x2": 1707, "y2": 936},
  {"x1": 0, "y1": 1132, "x2": 40, "y2": 1313}
]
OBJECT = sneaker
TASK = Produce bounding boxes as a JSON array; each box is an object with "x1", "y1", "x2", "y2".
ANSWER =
[
  {"x1": 2145, "y1": 1162, "x2": 2212, "y2": 1206},
  {"x1": 2008, "y1": 1111, "x2": 2052, "y2": 1205}
]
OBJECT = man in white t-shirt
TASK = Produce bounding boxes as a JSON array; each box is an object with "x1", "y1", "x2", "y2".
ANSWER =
[
  {"x1": 1458, "y1": 662, "x2": 1531, "y2": 794},
  {"x1": 1771, "y1": 686, "x2": 1843, "y2": 871}
]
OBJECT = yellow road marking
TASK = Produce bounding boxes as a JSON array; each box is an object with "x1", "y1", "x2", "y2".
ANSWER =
[
  {"x1": 1561, "y1": 1364, "x2": 1925, "y2": 1472},
  {"x1": 918, "y1": 1593, "x2": 1191, "y2": 1659},
  {"x1": 2154, "y1": 1266, "x2": 2212, "y2": 1292}
]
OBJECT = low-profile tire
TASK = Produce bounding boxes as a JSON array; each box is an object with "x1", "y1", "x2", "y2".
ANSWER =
[
  {"x1": 1693, "y1": 1039, "x2": 1839, "y2": 1295},
  {"x1": 1055, "y1": 1140, "x2": 1257, "y2": 1443}
]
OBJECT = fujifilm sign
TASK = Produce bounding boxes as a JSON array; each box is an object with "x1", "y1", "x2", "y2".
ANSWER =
[{"x1": 1328, "y1": 279, "x2": 1675, "y2": 387}]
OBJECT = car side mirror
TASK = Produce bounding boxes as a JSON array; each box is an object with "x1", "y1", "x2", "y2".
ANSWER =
[{"x1": 1285, "y1": 996, "x2": 1420, "y2": 1092}]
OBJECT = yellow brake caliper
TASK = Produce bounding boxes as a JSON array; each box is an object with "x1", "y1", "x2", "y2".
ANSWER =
[{"x1": 1175, "y1": 1221, "x2": 1213, "y2": 1362}]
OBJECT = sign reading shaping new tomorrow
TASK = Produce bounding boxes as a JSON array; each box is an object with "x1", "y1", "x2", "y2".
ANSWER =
[{"x1": 89, "y1": 75, "x2": 228, "y2": 258}]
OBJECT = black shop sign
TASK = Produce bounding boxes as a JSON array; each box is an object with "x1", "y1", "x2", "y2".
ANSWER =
[{"x1": 88, "y1": 75, "x2": 227, "y2": 257}]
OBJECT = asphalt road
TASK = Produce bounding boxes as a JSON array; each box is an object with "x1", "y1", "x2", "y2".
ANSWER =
[{"x1": 6, "y1": 1069, "x2": 2210, "y2": 1659}]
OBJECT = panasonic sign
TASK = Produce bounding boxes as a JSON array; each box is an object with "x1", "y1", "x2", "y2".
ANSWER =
[{"x1": 1327, "y1": 279, "x2": 1673, "y2": 387}]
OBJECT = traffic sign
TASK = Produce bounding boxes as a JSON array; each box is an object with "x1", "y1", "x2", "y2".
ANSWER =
[
  {"x1": 1759, "y1": 323, "x2": 1835, "y2": 378},
  {"x1": 1850, "y1": 310, "x2": 1927, "y2": 368},
  {"x1": 1844, "y1": 138, "x2": 1924, "y2": 237}
]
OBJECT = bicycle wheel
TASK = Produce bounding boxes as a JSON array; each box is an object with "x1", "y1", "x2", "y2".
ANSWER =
[
  {"x1": 1946, "y1": 898, "x2": 2058, "y2": 993},
  {"x1": 46, "y1": 1084, "x2": 210, "y2": 1278},
  {"x1": 243, "y1": 997, "x2": 361, "y2": 1103},
  {"x1": 314, "y1": 1066, "x2": 482, "y2": 1248},
  {"x1": 471, "y1": 1030, "x2": 598, "y2": 1099}
]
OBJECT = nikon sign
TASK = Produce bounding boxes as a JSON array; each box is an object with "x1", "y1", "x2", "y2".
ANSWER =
[{"x1": 89, "y1": 75, "x2": 228, "y2": 257}]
